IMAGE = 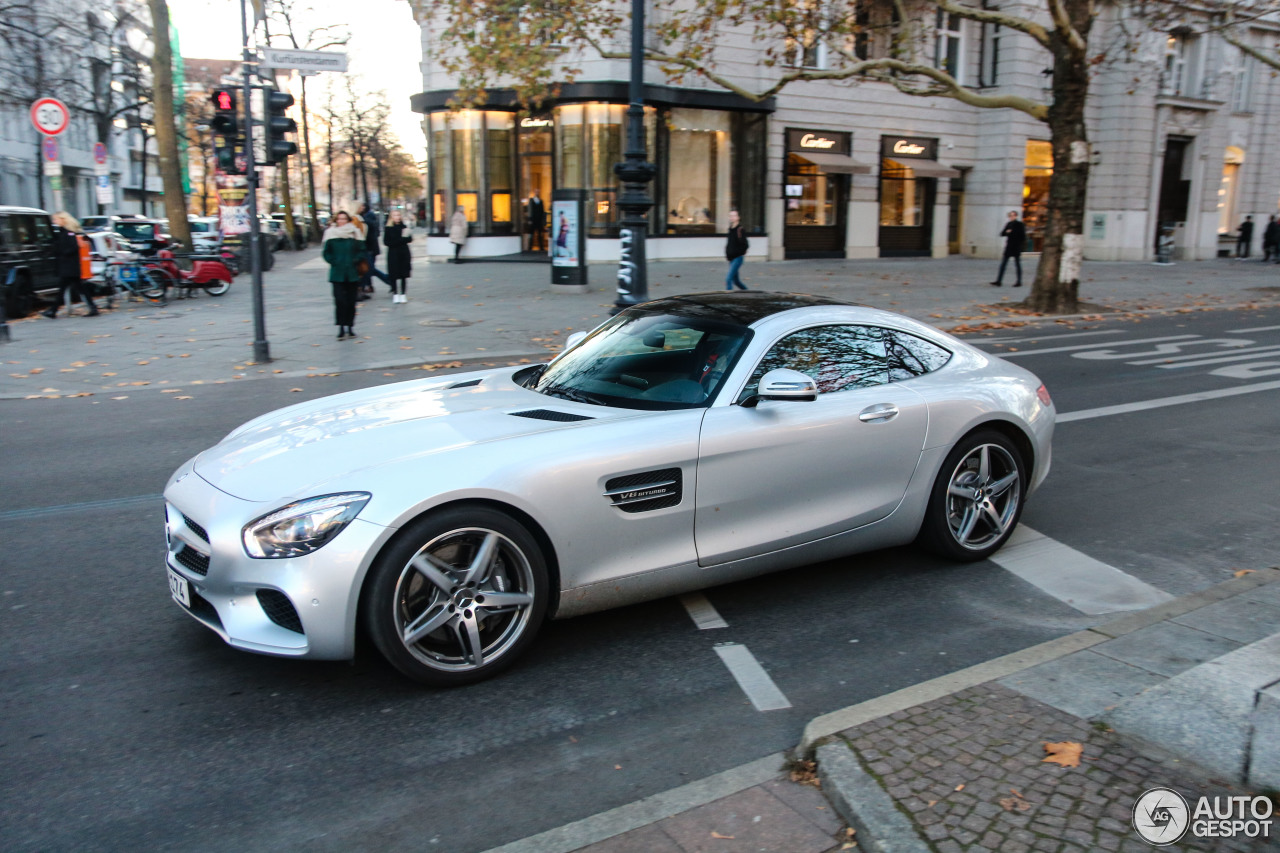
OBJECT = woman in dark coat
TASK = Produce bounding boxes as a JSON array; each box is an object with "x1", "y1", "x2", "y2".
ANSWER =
[
  {"x1": 383, "y1": 209, "x2": 413, "y2": 303},
  {"x1": 322, "y1": 211, "x2": 364, "y2": 339},
  {"x1": 43, "y1": 211, "x2": 99, "y2": 318}
]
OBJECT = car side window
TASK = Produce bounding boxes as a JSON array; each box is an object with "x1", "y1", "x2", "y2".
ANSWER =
[
  {"x1": 740, "y1": 325, "x2": 888, "y2": 401},
  {"x1": 32, "y1": 217, "x2": 52, "y2": 243},
  {"x1": 885, "y1": 330, "x2": 952, "y2": 381},
  {"x1": 0, "y1": 215, "x2": 8, "y2": 250},
  {"x1": 12, "y1": 215, "x2": 32, "y2": 246}
]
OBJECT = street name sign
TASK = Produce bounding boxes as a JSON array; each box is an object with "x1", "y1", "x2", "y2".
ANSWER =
[{"x1": 260, "y1": 48, "x2": 348, "y2": 73}]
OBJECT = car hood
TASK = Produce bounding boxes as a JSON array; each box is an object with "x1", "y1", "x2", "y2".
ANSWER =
[{"x1": 193, "y1": 370, "x2": 627, "y2": 502}]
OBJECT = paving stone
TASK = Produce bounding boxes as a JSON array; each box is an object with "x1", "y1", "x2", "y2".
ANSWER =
[
  {"x1": 999, "y1": 651, "x2": 1165, "y2": 718},
  {"x1": 759, "y1": 778, "x2": 845, "y2": 836},
  {"x1": 1172, "y1": 597, "x2": 1280, "y2": 644},
  {"x1": 1092, "y1": 621, "x2": 1243, "y2": 678},
  {"x1": 581, "y1": 823, "x2": 684, "y2": 853},
  {"x1": 657, "y1": 786, "x2": 834, "y2": 853}
]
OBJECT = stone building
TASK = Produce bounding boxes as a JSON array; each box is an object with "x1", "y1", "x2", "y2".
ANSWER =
[{"x1": 411, "y1": 2, "x2": 1280, "y2": 263}]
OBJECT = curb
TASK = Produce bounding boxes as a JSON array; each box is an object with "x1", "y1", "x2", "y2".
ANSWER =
[{"x1": 817, "y1": 742, "x2": 932, "y2": 853}]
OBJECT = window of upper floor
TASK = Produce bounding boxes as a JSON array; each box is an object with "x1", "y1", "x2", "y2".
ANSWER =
[
  {"x1": 1161, "y1": 32, "x2": 1206, "y2": 99},
  {"x1": 935, "y1": 11, "x2": 965, "y2": 83}
]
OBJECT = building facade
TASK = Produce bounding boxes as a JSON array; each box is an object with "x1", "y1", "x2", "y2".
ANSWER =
[{"x1": 412, "y1": 2, "x2": 1280, "y2": 264}]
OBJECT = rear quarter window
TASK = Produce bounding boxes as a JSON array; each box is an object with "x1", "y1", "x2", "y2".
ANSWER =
[{"x1": 885, "y1": 330, "x2": 952, "y2": 381}]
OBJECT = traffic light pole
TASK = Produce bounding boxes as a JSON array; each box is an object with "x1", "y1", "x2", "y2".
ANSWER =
[{"x1": 241, "y1": 0, "x2": 270, "y2": 363}]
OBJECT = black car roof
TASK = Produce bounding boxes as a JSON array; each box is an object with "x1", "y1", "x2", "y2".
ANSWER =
[{"x1": 630, "y1": 291, "x2": 854, "y2": 326}]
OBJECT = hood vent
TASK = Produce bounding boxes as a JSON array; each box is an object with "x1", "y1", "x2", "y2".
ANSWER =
[
  {"x1": 448, "y1": 378, "x2": 483, "y2": 389},
  {"x1": 510, "y1": 409, "x2": 593, "y2": 422},
  {"x1": 604, "y1": 468, "x2": 683, "y2": 513}
]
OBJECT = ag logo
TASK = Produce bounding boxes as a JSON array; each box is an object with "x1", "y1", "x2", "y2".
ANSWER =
[{"x1": 1133, "y1": 787, "x2": 1190, "y2": 845}]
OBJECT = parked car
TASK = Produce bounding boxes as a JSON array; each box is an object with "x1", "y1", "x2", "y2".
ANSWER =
[
  {"x1": 81, "y1": 216, "x2": 111, "y2": 233},
  {"x1": 163, "y1": 292, "x2": 1056, "y2": 686},
  {"x1": 260, "y1": 218, "x2": 287, "y2": 251},
  {"x1": 187, "y1": 217, "x2": 222, "y2": 253},
  {"x1": 0, "y1": 206, "x2": 59, "y2": 316}
]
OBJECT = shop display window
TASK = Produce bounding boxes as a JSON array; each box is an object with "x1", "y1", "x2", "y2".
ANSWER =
[
  {"x1": 666, "y1": 108, "x2": 731, "y2": 234},
  {"x1": 787, "y1": 154, "x2": 836, "y2": 226},
  {"x1": 491, "y1": 193, "x2": 512, "y2": 223},
  {"x1": 456, "y1": 192, "x2": 478, "y2": 222},
  {"x1": 879, "y1": 159, "x2": 926, "y2": 227},
  {"x1": 1022, "y1": 140, "x2": 1052, "y2": 251}
]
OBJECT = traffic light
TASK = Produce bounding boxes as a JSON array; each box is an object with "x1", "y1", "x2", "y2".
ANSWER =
[
  {"x1": 264, "y1": 90, "x2": 297, "y2": 165},
  {"x1": 209, "y1": 88, "x2": 244, "y2": 175}
]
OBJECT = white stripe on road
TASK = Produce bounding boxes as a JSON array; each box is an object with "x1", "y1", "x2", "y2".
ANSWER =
[
  {"x1": 680, "y1": 593, "x2": 729, "y2": 629},
  {"x1": 992, "y1": 526, "x2": 1174, "y2": 615},
  {"x1": 993, "y1": 334, "x2": 1199, "y2": 358},
  {"x1": 714, "y1": 643, "x2": 792, "y2": 711},
  {"x1": 1129, "y1": 343, "x2": 1280, "y2": 365},
  {"x1": 1229, "y1": 324, "x2": 1280, "y2": 334},
  {"x1": 1152, "y1": 347, "x2": 1280, "y2": 369},
  {"x1": 1057, "y1": 379, "x2": 1280, "y2": 422}
]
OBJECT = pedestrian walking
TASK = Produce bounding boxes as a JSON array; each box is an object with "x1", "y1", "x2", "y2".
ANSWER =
[
  {"x1": 527, "y1": 189, "x2": 546, "y2": 252},
  {"x1": 1261, "y1": 215, "x2": 1279, "y2": 263},
  {"x1": 1236, "y1": 215, "x2": 1254, "y2": 259},
  {"x1": 991, "y1": 209, "x2": 1026, "y2": 287},
  {"x1": 322, "y1": 211, "x2": 365, "y2": 339},
  {"x1": 42, "y1": 212, "x2": 99, "y2": 318},
  {"x1": 449, "y1": 205, "x2": 468, "y2": 263},
  {"x1": 724, "y1": 208, "x2": 749, "y2": 291},
  {"x1": 384, "y1": 209, "x2": 413, "y2": 303},
  {"x1": 358, "y1": 202, "x2": 391, "y2": 291}
]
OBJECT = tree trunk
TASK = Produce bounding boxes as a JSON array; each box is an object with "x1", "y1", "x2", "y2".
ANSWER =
[
  {"x1": 1025, "y1": 6, "x2": 1092, "y2": 314},
  {"x1": 300, "y1": 77, "x2": 321, "y2": 241},
  {"x1": 148, "y1": 0, "x2": 191, "y2": 250},
  {"x1": 279, "y1": 165, "x2": 297, "y2": 249}
]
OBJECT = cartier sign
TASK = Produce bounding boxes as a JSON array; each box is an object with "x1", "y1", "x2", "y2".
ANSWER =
[
  {"x1": 520, "y1": 117, "x2": 552, "y2": 128},
  {"x1": 881, "y1": 135, "x2": 936, "y2": 160},
  {"x1": 787, "y1": 128, "x2": 851, "y2": 156}
]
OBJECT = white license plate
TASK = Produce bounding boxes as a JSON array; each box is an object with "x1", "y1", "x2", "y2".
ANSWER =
[{"x1": 168, "y1": 567, "x2": 191, "y2": 607}]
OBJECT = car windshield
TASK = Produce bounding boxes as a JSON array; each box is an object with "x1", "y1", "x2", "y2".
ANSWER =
[
  {"x1": 531, "y1": 308, "x2": 752, "y2": 410},
  {"x1": 116, "y1": 222, "x2": 155, "y2": 241},
  {"x1": 189, "y1": 221, "x2": 213, "y2": 233}
]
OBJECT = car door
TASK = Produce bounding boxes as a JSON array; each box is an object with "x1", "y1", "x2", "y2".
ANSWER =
[
  {"x1": 22, "y1": 214, "x2": 59, "y2": 292},
  {"x1": 694, "y1": 324, "x2": 929, "y2": 566}
]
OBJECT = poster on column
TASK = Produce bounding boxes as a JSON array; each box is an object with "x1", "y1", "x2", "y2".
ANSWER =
[
  {"x1": 216, "y1": 173, "x2": 250, "y2": 236},
  {"x1": 551, "y1": 200, "x2": 579, "y2": 267}
]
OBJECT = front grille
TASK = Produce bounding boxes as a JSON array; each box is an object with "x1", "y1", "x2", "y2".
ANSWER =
[
  {"x1": 175, "y1": 545, "x2": 210, "y2": 577},
  {"x1": 448, "y1": 378, "x2": 482, "y2": 389},
  {"x1": 604, "y1": 468, "x2": 683, "y2": 513},
  {"x1": 181, "y1": 513, "x2": 209, "y2": 543},
  {"x1": 257, "y1": 589, "x2": 304, "y2": 634},
  {"x1": 510, "y1": 409, "x2": 593, "y2": 422}
]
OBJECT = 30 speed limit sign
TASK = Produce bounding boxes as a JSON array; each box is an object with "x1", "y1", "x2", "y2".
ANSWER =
[{"x1": 30, "y1": 98, "x2": 70, "y2": 136}]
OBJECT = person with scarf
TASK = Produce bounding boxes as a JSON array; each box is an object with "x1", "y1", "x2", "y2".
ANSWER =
[{"x1": 322, "y1": 211, "x2": 364, "y2": 339}]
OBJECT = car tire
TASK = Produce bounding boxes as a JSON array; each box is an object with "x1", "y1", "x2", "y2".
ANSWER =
[
  {"x1": 917, "y1": 429, "x2": 1025, "y2": 562},
  {"x1": 363, "y1": 506, "x2": 549, "y2": 686},
  {"x1": 4, "y1": 273, "x2": 34, "y2": 317},
  {"x1": 202, "y1": 281, "x2": 230, "y2": 296}
]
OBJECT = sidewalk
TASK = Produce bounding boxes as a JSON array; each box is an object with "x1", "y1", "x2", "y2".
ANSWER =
[
  {"x1": 2, "y1": 246, "x2": 1278, "y2": 399},
  {"x1": 492, "y1": 569, "x2": 1280, "y2": 853}
]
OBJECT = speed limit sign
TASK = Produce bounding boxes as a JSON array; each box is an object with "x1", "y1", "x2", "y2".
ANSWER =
[{"x1": 30, "y1": 98, "x2": 70, "y2": 136}]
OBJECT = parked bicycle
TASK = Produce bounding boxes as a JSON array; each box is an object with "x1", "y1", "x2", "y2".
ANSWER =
[{"x1": 101, "y1": 258, "x2": 171, "y2": 307}]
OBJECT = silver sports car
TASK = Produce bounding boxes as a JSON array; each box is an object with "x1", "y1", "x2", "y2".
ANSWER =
[{"x1": 164, "y1": 293, "x2": 1054, "y2": 685}]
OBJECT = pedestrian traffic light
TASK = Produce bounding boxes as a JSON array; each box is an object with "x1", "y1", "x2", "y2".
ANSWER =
[
  {"x1": 264, "y1": 90, "x2": 297, "y2": 165},
  {"x1": 209, "y1": 88, "x2": 244, "y2": 175}
]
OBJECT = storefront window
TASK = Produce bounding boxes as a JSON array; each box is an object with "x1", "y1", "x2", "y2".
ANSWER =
[
  {"x1": 555, "y1": 105, "x2": 584, "y2": 189},
  {"x1": 488, "y1": 113, "x2": 513, "y2": 229},
  {"x1": 587, "y1": 104, "x2": 626, "y2": 235},
  {"x1": 456, "y1": 192, "x2": 478, "y2": 222},
  {"x1": 786, "y1": 154, "x2": 837, "y2": 226},
  {"x1": 732, "y1": 113, "x2": 767, "y2": 233},
  {"x1": 879, "y1": 160, "x2": 925, "y2": 226},
  {"x1": 1218, "y1": 146, "x2": 1244, "y2": 235},
  {"x1": 666, "y1": 108, "x2": 731, "y2": 234},
  {"x1": 429, "y1": 113, "x2": 450, "y2": 233},
  {"x1": 1023, "y1": 140, "x2": 1052, "y2": 250},
  {"x1": 452, "y1": 111, "x2": 482, "y2": 195}
]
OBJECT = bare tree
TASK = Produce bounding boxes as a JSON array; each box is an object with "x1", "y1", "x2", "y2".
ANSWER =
[{"x1": 148, "y1": 0, "x2": 190, "y2": 249}]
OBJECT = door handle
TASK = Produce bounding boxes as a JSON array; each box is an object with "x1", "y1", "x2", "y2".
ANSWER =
[{"x1": 858, "y1": 404, "x2": 899, "y2": 423}]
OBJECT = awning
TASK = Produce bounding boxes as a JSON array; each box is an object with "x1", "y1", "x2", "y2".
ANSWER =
[
  {"x1": 796, "y1": 151, "x2": 873, "y2": 175},
  {"x1": 894, "y1": 159, "x2": 961, "y2": 179}
]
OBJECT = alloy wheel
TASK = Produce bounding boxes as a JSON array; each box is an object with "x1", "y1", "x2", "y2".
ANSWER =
[{"x1": 944, "y1": 443, "x2": 1022, "y2": 551}]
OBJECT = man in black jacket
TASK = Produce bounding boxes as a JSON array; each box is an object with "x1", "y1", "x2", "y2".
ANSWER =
[
  {"x1": 991, "y1": 209, "x2": 1026, "y2": 287},
  {"x1": 1236, "y1": 215, "x2": 1254, "y2": 259},
  {"x1": 724, "y1": 209, "x2": 749, "y2": 291},
  {"x1": 42, "y1": 212, "x2": 98, "y2": 318},
  {"x1": 357, "y1": 202, "x2": 391, "y2": 295}
]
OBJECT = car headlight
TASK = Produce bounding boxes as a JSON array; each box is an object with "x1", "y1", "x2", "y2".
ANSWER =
[{"x1": 242, "y1": 492, "x2": 371, "y2": 559}]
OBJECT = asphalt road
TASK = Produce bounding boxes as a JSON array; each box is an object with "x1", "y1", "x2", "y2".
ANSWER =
[{"x1": 2, "y1": 306, "x2": 1277, "y2": 852}]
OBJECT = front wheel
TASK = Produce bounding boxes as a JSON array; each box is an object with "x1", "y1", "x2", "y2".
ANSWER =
[
  {"x1": 917, "y1": 430, "x2": 1025, "y2": 562},
  {"x1": 362, "y1": 507, "x2": 549, "y2": 686},
  {"x1": 202, "y1": 280, "x2": 230, "y2": 296},
  {"x1": 142, "y1": 269, "x2": 172, "y2": 303}
]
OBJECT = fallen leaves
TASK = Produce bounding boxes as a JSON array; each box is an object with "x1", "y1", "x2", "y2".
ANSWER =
[
  {"x1": 710, "y1": 831, "x2": 735, "y2": 840},
  {"x1": 999, "y1": 789, "x2": 1032, "y2": 812},
  {"x1": 1042, "y1": 741, "x2": 1083, "y2": 768},
  {"x1": 1233, "y1": 569, "x2": 1256, "y2": 578},
  {"x1": 789, "y1": 759, "x2": 821, "y2": 788}
]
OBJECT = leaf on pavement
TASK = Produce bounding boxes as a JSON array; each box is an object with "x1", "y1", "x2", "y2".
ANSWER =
[
  {"x1": 29, "y1": 368, "x2": 43, "y2": 374},
  {"x1": 289, "y1": 388, "x2": 303, "y2": 393},
  {"x1": 954, "y1": 784, "x2": 965, "y2": 792},
  {"x1": 710, "y1": 832, "x2": 735, "y2": 840},
  {"x1": 1233, "y1": 569, "x2": 1256, "y2": 578},
  {"x1": 1042, "y1": 741, "x2": 1083, "y2": 767}
]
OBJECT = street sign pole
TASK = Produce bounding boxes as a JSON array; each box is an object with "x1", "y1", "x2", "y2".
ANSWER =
[{"x1": 241, "y1": 0, "x2": 269, "y2": 363}]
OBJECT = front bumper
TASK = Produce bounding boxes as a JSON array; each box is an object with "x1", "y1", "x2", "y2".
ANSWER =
[{"x1": 163, "y1": 464, "x2": 391, "y2": 660}]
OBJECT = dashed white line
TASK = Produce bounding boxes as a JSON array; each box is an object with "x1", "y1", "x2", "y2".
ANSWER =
[
  {"x1": 1229, "y1": 325, "x2": 1280, "y2": 334},
  {"x1": 714, "y1": 643, "x2": 792, "y2": 711},
  {"x1": 1057, "y1": 379, "x2": 1280, "y2": 422},
  {"x1": 1152, "y1": 346, "x2": 1280, "y2": 369},
  {"x1": 973, "y1": 330, "x2": 1125, "y2": 345},
  {"x1": 1130, "y1": 343, "x2": 1280, "y2": 365},
  {"x1": 993, "y1": 334, "x2": 1200, "y2": 358},
  {"x1": 991, "y1": 526, "x2": 1173, "y2": 615},
  {"x1": 680, "y1": 593, "x2": 729, "y2": 629}
]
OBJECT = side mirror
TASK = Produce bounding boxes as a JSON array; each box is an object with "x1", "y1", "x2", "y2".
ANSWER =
[
  {"x1": 741, "y1": 368, "x2": 818, "y2": 407},
  {"x1": 549, "y1": 330, "x2": 588, "y2": 365}
]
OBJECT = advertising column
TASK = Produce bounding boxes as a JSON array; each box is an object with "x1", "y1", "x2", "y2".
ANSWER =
[{"x1": 550, "y1": 189, "x2": 588, "y2": 292}]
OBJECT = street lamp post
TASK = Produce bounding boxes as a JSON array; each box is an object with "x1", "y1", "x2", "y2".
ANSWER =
[{"x1": 611, "y1": 0, "x2": 656, "y2": 313}]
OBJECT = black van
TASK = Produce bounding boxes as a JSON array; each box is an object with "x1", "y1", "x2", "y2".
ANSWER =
[{"x1": 0, "y1": 206, "x2": 59, "y2": 317}]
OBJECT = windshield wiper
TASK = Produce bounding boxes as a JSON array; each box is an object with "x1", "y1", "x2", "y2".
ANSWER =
[{"x1": 540, "y1": 384, "x2": 606, "y2": 406}]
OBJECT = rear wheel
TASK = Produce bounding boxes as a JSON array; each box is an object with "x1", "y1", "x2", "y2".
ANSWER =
[
  {"x1": 142, "y1": 268, "x2": 172, "y2": 303},
  {"x1": 917, "y1": 430, "x2": 1025, "y2": 562},
  {"x1": 4, "y1": 273, "x2": 34, "y2": 317},
  {"x1": 202, "y1": 280, "x2": 230, "y2": 296},
  {"x1": 363, "y1": 507, "x2": 549, "y2": 686}
]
